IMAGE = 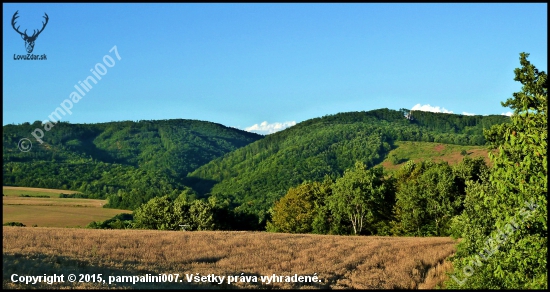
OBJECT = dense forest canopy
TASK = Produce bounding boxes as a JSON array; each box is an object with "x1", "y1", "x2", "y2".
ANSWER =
[
  {"x1": 3, "y1": 119, "x2": 262, "y2": 209},
  {"x1": 3, "y1": 109, "x2": 509, "y2": 213},
  {"x1": 187, "y1": 109, "x2": 509, "y2": 216}
]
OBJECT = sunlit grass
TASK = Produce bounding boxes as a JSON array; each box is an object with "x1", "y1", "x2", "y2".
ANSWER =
[
  {"x1": 3, "y1": 195, "x2": 130, "y2": 228},
  {"x1": 379, "y1": 141, "x2": 491, "y2": 171},
  {"x1": 3, "y1": 186, "x2": 82, "y2": 198},
  {"x1": 3, "y1": 227, "x2": 457, "y2": 289}
]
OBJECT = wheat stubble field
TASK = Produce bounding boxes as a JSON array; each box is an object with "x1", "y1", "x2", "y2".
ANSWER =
[
  {"x1": 3, "y1": 227, "x2": 457, "y2": 289},
  {"x1": 3, "y1": 186, "x2": 131, "y2": 228}
]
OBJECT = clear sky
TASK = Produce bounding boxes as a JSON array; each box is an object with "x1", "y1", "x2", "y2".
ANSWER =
[{"x1": 3, "y1": 3, "x2": 547, "y2": 134}]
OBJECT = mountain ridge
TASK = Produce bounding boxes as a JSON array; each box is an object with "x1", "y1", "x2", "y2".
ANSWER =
[
  {"x1": 3, "y1": 108, "x2": 510, "y2": 212},
  {"x1": 186, "y1": 108, "x2": 510, "y2": 217}
]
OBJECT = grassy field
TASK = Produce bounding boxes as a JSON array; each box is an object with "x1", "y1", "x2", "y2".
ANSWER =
[
  {"x1": 378, "y1": 141, "x2": 492, "y2": 171},
  {"x1": 3, "y1": 187, "x2": 130, "y2": 228},
  {"x1": 3, "y1": 227, "x2": 457, "y2": 289},
  {"x1": 3, "y1": 186, "x2": 82, "y2": 198}
]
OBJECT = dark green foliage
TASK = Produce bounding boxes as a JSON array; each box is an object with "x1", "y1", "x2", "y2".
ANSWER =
[
  {"x1": 3, "y1": 222, "x2": 25, "y2": 227},
  {"x1": 329, "y1": 163, "x2": 394, "y2": 235},
  {"x1": 189, "y1": 124, "x2": 392, "y2": 216},
  {"x1": 267, "y1": 166, "x2": 395, "y2": 236},
  {"x1": 86, "y1": 213, "x2": 133, "y2": 229},
  {"x1": 266, "y1": 178, "x2": 333, "y2": 234},
  {"x1": 132, "y1": 195, "x2": 180, "y2": 230},
  {"x1": 3, "y1": 119, "x2": 262, "y2": 210},
  {"x1": 59, "y1": 193, "x2": 88, "y2": 198},
  {"x1": 391, "y1": 158, "x2": 487, "y2": 237},
  {"x1": 406, "y1": 110, "x2": 508, "y2": 136},
  {"x1": 4, "y1": 107, "x2": 509, "y2": 230},
  {"x1": 19, "y1": 194, "x2": 49, "y2": 198},
  {"x1": 460, "y1": 149, "x2": 468, "y2": 156},
  {"x1": 131, "y1": 192, "x2": 263, "y2": 231},
  {"x1": 446, "y1": 53, "x2": 547, "y2": 289},
  {"x1": 189, "y1": 108, "x2": 508, "y2": 220},
  {"x1": 267, "y1": 155, "x2": 486, "y2": 237}
]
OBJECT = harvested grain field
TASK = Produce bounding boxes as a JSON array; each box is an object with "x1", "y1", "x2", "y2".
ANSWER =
[
  {"x1": 3, "y1": 195, "x2": 130, "y2": 228},
  {"x1": 3, "y1": 227, "x2": 457, "y2": 289},
  {"x1": 3, "y1": 186, "x2": 82, "y2": 196}
]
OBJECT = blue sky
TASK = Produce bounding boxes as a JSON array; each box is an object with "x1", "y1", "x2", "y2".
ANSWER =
[{"x1": 3, "y1": 3, "x2": 547, "y2": 134}]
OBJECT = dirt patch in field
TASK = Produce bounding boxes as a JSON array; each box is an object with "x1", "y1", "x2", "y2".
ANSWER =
[{"x1": 433, "y1": 144, "x2": 446, "y2": 152}]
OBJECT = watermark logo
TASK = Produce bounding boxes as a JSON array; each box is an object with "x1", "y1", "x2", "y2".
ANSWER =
[
  {"x1": 451, "y1": 200, "x2": 539, "y2": 286},
  {"x1": 18, "y1": 138, "x2": 32, "y2": 152},
  {"x1": 12, "y1": 10, "x2": 48, "y2": 60}
]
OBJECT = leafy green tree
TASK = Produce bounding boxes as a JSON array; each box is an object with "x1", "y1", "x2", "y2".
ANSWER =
[
  {"x1": 329, "y1": 162, "x2": 390, "y2": 235},
  {"x1": 392, "y1": 161, "x2": 464, "y2": 236},
  {"x1": 266, "y1": 182, "x2": 317, "y2": 233},
  {"x1": 310, "y1": 176, "x2": 344, "y2": 234},
  {"x1": 189, "y1": 200, "x2": 215, "y2": 230},
  {"x1": 447, "y1": 53, "x2": 547, "y2": 289},
  {"x1": 132, "y1": 195, "x2": 175, "y2": 230},
  {"x1": 86, "y1": 213, "x2": 133, "y2": 229},
  {"x1": 170, "y1": 192, "x2": 193, "y2": 229},
  {"x1": 266, "y1": 179, "x2": 333, "y2": 234}
]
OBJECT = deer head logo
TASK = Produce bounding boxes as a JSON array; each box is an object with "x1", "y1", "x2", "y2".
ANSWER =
[{"x1": 11, "y1": 10, "x2": 49, "y2": 54}]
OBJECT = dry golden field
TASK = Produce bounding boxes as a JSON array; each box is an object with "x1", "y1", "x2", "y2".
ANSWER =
[
  {"x1": 3, "y1": 227, "x2": 457, "y2": 289},
  {"x1": 3, "y1": 186, "x2": 82, "y2": 196},
  {"x1": 3, "y1": 192, "x2": 130, "y2": 228}
]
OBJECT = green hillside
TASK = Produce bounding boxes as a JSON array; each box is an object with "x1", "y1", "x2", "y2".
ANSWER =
[
  {"x1": 3, "y1": 110, "x2": 509, "y2": 213},
  {"x1": 187, "y1": 109, "x2": 509, "y2": 217},
  {"x1": 376, "y1": 141, "x2": 493, "y2": 171},
  {"x1": 3, "y1": 119, "x2": 262, "y2": 209}
]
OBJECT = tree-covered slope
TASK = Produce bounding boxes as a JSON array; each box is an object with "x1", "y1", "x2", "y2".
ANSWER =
[
  {"x1": 187, "y1": 109, "x2": 510, "y2": 216},
  {"x1": 3, "y1": 119, "x2": 262, "y2": 209}
]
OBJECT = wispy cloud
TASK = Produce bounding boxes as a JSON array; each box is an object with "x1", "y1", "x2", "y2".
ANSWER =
[
  {"x1": 411, "y1": 104, "x2": 454, "y2": 114},
  {"x1": 245, "y1": 121, "x2": 296, "y2": 135},
  {"x1": 501, "y1": 111, "x2": 513, "y2": 116},
  {"x1": 462, "y1": 111, "x2": 475, "y2": 116}
]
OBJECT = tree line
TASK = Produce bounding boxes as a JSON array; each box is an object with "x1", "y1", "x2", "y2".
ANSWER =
[{"x1": 188, "y1": 110, "x2": 508, "y2": 219}]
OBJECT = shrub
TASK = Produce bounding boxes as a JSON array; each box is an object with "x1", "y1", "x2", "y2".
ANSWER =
[{"x1": 3, "y1": 222, "x2": 26, "y2": 227}]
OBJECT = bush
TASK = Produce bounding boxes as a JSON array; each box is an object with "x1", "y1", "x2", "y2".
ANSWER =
[
  {"x1": 86, "y1": 213, "x2": 133, "y2": 229},
  {"x1": 3, "y1": 222, "x2": 26, "y2": 227},
  {"x1": 388, "y1": 154, "x2": 400, "y2": 165},
  {"x1": 59, "y1": 193, "x2": 89, "y2": 198},
  {"x1": 19, "y1": 194, "x2": 49, "y2": 198}
]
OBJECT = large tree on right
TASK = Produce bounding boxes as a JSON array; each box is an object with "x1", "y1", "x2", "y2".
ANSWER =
[{"x1": 447, "y1": 53, "x2": 547, "y2": 289}]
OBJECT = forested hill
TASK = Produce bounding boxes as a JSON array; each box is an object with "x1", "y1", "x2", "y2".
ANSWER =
[
  {"x1": 3, "y1": 119, "x2": 262, "y2": 209},
  {"x1": 187, "y1": 108, "x2": 510, "y2": 217},
  {"x1": 3, "y1": 109, "x2": 509, "y2": 211}
]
